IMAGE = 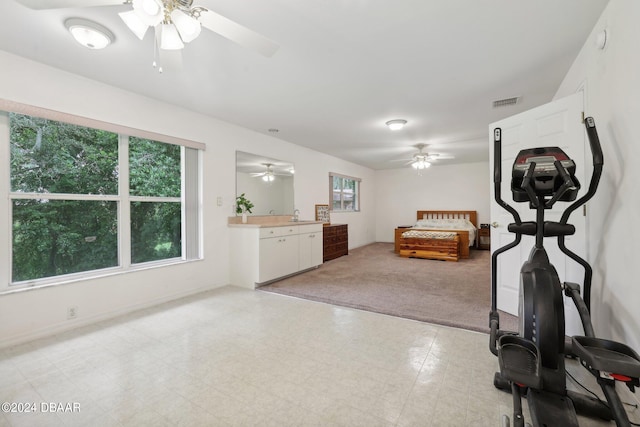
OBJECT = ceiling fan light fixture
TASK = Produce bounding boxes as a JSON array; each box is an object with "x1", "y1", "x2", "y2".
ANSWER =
[
  {"x1": 132, "y1": 0, "x2": 164, "y2": 27},
  {"x1": 386, "y1": 119, "x2": 407, "y2": 131},
  {"x1": 262, "y1": 174, "x2": 275, "y2": 182},
  {"x1": 119, "y1": 10, "x2": 148, "y2": 40},
  {"x1": 65, "y1": 18, "x2": 114, "y2": 50},
  {"x1": 171, "y1": 9, "x2": 201, "y2": 43},
  {"x1": 159, "y1": 23, "x2": 185, "y2": 50},
  {"x1": 412, "y1": 159, "x2": 431, "y2": 169}
]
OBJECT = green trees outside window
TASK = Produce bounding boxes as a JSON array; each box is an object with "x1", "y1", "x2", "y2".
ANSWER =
[
  {"x1": 129, "y1": 137, "x2": 181, "y2": 264},
  {"x1": 9, "y1": 113, "x2": 185, "y2": 283}
]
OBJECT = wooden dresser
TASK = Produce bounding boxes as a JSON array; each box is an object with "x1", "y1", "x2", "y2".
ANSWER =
[{"x1": 323, "y1": 224, "x2": 348, "y2": 262}]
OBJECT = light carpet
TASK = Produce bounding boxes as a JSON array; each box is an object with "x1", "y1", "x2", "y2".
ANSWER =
[{"x1": 259, "y1": 242, "x2": 518, "y2": 333}]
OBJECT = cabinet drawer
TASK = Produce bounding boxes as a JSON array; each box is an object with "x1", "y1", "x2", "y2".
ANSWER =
[
  {"x1": 259, "y1": 225, "x2": 300, "y2": 238},
  {"x1": 323, "y1": 227, "x2": 337, "y2": 237},
  {"x1": 298, "y1": 224, "x2": 322, "y2": 234}
]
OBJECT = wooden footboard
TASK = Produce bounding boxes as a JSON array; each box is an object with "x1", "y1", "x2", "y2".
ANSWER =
[
  {"x1": 394, "y1": 228, "x2": 470, "y2": 258},
  {"x1": 394, "y1": 210, "x2": 477, "y2": 260},
  {"x1": 399, "y1": 236, "x2": 460, "y2": 261}
]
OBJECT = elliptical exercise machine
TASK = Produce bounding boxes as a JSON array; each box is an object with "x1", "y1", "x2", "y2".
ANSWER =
[{"x1": 489, "y1": 117, "x2": 640, "y2": 427}]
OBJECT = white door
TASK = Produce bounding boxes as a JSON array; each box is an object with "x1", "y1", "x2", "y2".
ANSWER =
[{"x1": 489, "y1": 92, "x2": 588, "y2": 336}]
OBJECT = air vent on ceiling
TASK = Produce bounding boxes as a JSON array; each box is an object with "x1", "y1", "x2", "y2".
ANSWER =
[{"x1": 493, "y1": 96, "x2": 520, "y2": 108}]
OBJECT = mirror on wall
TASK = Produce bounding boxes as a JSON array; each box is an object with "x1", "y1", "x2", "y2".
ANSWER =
[{"x1": 236, "y1": 151, "x2": 295, "y2": 215}]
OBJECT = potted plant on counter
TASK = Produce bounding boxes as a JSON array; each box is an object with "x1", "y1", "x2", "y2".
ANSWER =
[{"x1": 235, "y1": 193, "x2": 254, "y2": 223}]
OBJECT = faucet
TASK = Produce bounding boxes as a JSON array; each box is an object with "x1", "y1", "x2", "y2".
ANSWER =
[{"x1": 292, "y1": 209, "x2": 300, "y2": 222}]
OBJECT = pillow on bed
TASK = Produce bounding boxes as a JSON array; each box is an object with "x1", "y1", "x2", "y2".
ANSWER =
[{"x1": 415, "y1": 219, "x2": 475, "y2": 229}]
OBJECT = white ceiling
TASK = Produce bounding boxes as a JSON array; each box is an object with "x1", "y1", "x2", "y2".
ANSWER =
[{"x1": 0, "y1": 0, "x2": 609, "y2": 170}]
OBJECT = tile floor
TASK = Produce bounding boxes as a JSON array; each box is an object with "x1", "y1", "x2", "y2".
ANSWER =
[{"x1": 0, "y1": 286, "x2": 637, "y2": 426}]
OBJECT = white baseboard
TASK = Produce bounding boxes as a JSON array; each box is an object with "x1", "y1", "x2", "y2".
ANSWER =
[{"x1": 0, "y1": 284, "x2": 219, "y2": 348}]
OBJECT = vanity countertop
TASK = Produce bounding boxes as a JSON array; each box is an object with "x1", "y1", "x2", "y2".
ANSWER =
[
  {"x1": 228, "y1": 215, "x2": 323, "y2": 228},
  {"x1": 228, "y1": 221, "x2": 323, "y2": 228}
]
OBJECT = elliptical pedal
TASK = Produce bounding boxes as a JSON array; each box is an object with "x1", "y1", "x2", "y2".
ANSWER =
[
  {"x1": 572, "y1": 336, "x2": 640, "y2": 388},
  {"x1": 498, "y1": 335, "x2": 543, "y2": 389}
]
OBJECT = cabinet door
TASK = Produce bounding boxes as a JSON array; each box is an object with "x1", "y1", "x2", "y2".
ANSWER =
[
  {"x1": 259, "y1": 234, "x2": 300, "y2": 283},
  {"x1": 279, "y1": 234, "x2": 299, "y2": 276},
  {"x1": 299, "y1": 232, "x2": 321, "y2": 270},
  {"x1": 259, "y1": 237, "x2": 282, "y2": 283}
]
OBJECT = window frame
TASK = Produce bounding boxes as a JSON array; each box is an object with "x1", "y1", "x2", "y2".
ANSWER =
[
  {"x1": 329, "y1": 172, "x2": 361, "y2": 212},
  {"x1": 1, "y1": 101, "x2": 204, "y2": 291}
]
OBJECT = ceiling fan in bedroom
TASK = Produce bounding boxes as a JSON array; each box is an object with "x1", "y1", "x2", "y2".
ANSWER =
[
  {"x1": 250, "y1": 163, "x2": 291, "y2": 182},
  {"x1": 401, "y1": 144, "x2": 454, "y2": 170},
  {"x1": 16, "y1": 0, "x2": 279, "y2": 70}
]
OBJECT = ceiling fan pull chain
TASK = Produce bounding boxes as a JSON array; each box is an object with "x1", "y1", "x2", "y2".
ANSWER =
[{"x1": 152, "y1": 28, "x2": 163, "y2": 73}]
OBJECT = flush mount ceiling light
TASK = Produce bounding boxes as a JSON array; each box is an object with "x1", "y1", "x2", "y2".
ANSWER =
[
  {"x1": 386, "y1": 119, "x2": 407, "y2": 131},
  {"x1": 65, "y1": 18, "x2": 114, "y2": 49}
]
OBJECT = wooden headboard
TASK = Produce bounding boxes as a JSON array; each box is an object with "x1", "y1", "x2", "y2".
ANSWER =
[{"x1": 416, "y1": 210, "x2": 478, "y2": 228}]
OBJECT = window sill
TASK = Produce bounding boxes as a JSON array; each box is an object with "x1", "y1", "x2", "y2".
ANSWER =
[{"x1": 0, "y1": 258, "x2": 203, "y2": 296}]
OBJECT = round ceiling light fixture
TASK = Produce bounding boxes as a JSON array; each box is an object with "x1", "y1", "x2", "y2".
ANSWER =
[
  {"x1": 385, "y1": 119, "x2": 407, "y2": 131},
  {"x1": 65, "y1": 18, "x2": 114, "y2": 49}
]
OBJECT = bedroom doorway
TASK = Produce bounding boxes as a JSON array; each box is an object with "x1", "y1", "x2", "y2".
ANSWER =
[{"x1": 489, "y1": 92, "x2": 587, "y2": 336}]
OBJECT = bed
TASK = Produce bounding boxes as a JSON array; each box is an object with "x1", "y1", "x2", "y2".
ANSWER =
[{"x1": 394, "y1": 210, "x2": 478, "y2": 261}]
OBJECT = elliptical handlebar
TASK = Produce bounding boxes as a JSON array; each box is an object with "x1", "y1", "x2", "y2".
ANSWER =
[
  {"x1": 585, "y1": 117, "x2": 604, "y2": 168},
  {"x1": 559, "y1": 117, "x2": 604, "y2": 224},
  {"x1": 493, "y1": 128, "x2": 522, "y2": 225},
  {"x1": 521, "y1": 162, "x2": 539, "y2": 207},
  {"x1": 545, "y1": 160, "x2": 578, "y2": 208}
]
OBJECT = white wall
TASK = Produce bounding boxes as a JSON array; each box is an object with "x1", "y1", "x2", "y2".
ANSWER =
[
  {"x1": 0, "y1": 51, "x2": 375, "y2": 346},
  {"x1": 554, "y1": 0, "x2": 640, "y2": 349},
  {"x1": 374, "y1": 161, "x2": 491, "y2": 242}
]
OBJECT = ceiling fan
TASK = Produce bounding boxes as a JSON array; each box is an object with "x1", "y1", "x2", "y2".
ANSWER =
[
  {"x1": 397, "y1": 143, "x2": 454, "y2": 170},
  {"x1": 250, "y1": 163, "x2": 291, "y2": 182},
  {"x1": 16, "y1": 0, "x2": 280, "y2": 62}
]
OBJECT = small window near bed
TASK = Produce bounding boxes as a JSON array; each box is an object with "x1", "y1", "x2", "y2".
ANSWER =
[{"x1": 329, "y1": 173, "x2": 360, "y2": 212}]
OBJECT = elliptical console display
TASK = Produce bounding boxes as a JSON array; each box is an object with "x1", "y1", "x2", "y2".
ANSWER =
[{"x1": 511, "y1": 147, "x2": 580, "y2": 203}]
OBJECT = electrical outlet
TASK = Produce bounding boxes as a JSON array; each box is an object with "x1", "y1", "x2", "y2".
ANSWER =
[
  {"x1": 217, "y1": 196, "x2": 223, "y2": 206},
  {"x1": 67, "y1": 306, "x2": 78, "y2": 320}
]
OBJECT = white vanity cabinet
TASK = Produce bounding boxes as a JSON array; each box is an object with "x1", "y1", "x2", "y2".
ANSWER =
[{"x1": 229, "y1": 222, "x2": 323, "y2": 289}]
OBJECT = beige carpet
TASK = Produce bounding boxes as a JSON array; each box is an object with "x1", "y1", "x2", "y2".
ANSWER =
[{"x1": 259, "y1": 242, "x2": 518, "y2": 333}]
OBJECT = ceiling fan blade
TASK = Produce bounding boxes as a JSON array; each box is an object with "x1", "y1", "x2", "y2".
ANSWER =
[
  {"x1": 198, "y1": 9, "x2": 279, "y2": 57},
  {"x1": 15, "y1": 0, "x2": 124, "y2": 9}
]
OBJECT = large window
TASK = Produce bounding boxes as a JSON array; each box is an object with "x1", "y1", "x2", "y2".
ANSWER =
[
  {"x1": 6, "y1": 111, "x2": 201, "y2": 286},
  {"x1": 330, "y1": 173, "x2": 360, "y2": 212}
]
